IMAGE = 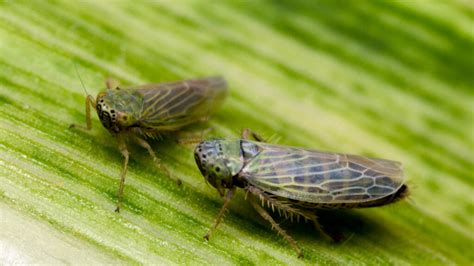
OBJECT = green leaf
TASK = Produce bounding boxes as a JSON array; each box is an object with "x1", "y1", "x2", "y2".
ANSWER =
[{"x1": 0, "y1": 1, "x2": 472, "y2": 264}]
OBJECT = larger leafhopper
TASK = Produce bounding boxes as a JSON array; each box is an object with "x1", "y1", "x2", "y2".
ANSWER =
[
  {"x1": 194, "y1": 129, "x2": 408, "y2": 258},
  {"x1": 71, "y1": 76, "x2": 227, "y2": 212}
]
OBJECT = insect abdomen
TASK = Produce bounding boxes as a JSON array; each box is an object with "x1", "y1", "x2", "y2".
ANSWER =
[{"x1": 295, "y1": 184, "x2": 409, "y2": 209}]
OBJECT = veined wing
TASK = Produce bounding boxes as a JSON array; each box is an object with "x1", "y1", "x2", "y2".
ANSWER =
[
  {"x1": 241, "y1": 141, "x2": 404, "y2": 204},
  {"x1": 134, "y1": 76, "x2": 227, "y2": 130}
]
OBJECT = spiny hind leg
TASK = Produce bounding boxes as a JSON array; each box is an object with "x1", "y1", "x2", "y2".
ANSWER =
[
  {"x1": 241, "y1": 128, "x2": 265, "y2": 142},
  {"x1": 133, "y1": 136, "x2": 182, "y2": 186},
  {"x1": 246, "y1": 186, "x2": 310, "y2": 222},
  {"x1": 249, "y1": 198, "x2": 303, "y2": 258},
  {"x1": 69, "y1": 95, "x2": 95, "y2": 130},
  {"x1": 246, "y1": 186, "x2": 336, "y2": 242},
  {"x1": 115, "y1": 136, "x2": 129, "y2": 213}
]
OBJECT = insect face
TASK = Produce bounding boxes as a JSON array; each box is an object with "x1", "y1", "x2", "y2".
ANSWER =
[
  {"x1": 194, "y1": 139, "x2": 243, "y2": 195},
  {"x1": 95, "y1": 92, "x2": 115, "y2": 131},
  {"x1": 95, "y1": 91, "x2": 139, "y2": 133}
]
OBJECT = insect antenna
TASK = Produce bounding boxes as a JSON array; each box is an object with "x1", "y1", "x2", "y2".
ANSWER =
[{"x1": 74, "y1": 63, "x2": 91, "y2": 97}]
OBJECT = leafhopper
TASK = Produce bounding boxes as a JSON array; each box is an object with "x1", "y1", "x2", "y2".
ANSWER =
[
  {"x1": 71, "y1": 75, "x2": 227, "y2": 212},
  {"x1": 194, "y1": 129, "x2": 408, "y2": 258}
]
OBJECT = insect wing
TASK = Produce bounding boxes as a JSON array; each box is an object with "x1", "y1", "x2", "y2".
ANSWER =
[
  {"x1": 134, "y1": 76, "x2": 227, "y2": 129},
  {"x1": 241, "y1": 142, "x2": 404, "y2": 203}
]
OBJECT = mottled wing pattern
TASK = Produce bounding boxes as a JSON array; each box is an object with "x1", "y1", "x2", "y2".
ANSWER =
[
  {"x1": 134, "y1": 76, "x2": 227, "y2": 130},
  {"x1": 242, "y1": 141, "x2": 404, "y2": 204}
]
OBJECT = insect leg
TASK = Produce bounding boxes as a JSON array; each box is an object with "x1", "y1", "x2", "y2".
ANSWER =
[
  {"x1": 115, "y1": 135, "x2": 129, "y2": 213},
  {"x1": 106, "y1": 77, "x2": 120, "y2": 90},
  {"x1": 132, "y1": 136, "x2": 182, "y2": 186},
  {"x1": 249, "y1": 199, "x2": 303, "y2": 258},
  {"x1": 176, "y1": 127, "x2": 214, "y2": 145},
  {"x1": 246, "y1": 186, "x2": 308, "y2": 221},
  {"x1": 241, "y1": 128, "x2": 265, "y2": 142},
  {"x1": 204, "y1": 187, "x2": 235, "y2": 241},
  {"x1": 310, "y1": 214, "x2": 337, "y2": 242},
  {"x1": 69, "y1": 95, "x2": 95, "y2": 130},
  {"x1": 246, "y1": 186, "x2": 336, "y2": 242}
]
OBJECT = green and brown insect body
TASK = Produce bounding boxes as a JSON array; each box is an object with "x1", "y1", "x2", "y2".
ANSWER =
[
  {"x1": 72, "y1": 76, "x2": 227, "y2": 212},
  {"x1": 96, "y1": 77, "x2": 227, "y2": 135},
  {"x1": 194, "y1": 131, "x2": 407, "y2": 258}
]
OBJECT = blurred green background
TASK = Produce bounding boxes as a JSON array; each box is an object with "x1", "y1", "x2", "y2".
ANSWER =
[{"x1": 0, "y1": 0, "x2": 473, "y2": 264}]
